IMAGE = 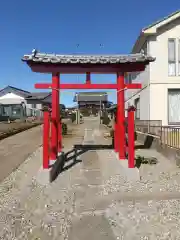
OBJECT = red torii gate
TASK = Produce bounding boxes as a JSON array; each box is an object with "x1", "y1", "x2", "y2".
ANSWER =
[{"x1": 22, "y1": 51, "x2": 154, "y2": 167}]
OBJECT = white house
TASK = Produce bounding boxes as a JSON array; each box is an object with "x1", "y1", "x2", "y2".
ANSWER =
[
  {"x1": 126, "y1": 10, "x2": 180, "y2": 126},
  {"x1": 0, "y1": 86, "x2": 51, "y2": 120}
]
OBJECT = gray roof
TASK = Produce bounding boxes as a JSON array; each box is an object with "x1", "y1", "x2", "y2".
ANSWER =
[
  {"x1": 0, "y1": 86, "x2": 51, "y2": 101},
  {"x1": 74, "y1": 92, "x2": 108, "y2": 102},
  {"x1": 22, "y1": 50, "x2": 155, "y2": 65},
  {"x1": 143, "y1": 10, "x2": 180, "y2": 31},
  {"x1": 0, "y1": 86, "x2": 30, "y2": 98},
  {"x1": 26, "y1": 92, "x2": 51, "y2": 100},
  {"x1": 76, "y1": 92, "x2": 107, "y2": 96}
]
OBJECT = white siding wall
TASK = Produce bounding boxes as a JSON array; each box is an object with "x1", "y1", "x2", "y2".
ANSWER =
[
  {"x1": 140, "y1": 86, "x2": 150, "y2": 120},
  {"x1": 150, "y1": 18, "x2": 180, "y2": 84},
  {"x1": 0, "y1": 92, "x2": 43, "y2": 117},
  {"x1": 0, "y1": 93, "x2": 24, "y2": 104},
  {"x1": 36, "y1": 104, "x2": 43, "y2": 109},
  {"x1": 150, "y1": 83, "x2": 180, "y2": 125},
  {"x1": 148, "y1": 17, "x2": 180, "y2": 125},
  {"x1": 125, "y1": 52, "x2": 150, "y2": 120}
]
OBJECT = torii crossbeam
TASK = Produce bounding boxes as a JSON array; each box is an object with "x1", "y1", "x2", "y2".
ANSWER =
[{"x1": 22, "y1": 51, "x2": 155, "y2": 167}]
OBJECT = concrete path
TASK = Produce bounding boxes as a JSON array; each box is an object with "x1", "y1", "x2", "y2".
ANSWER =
[
  {"x1": 0, "y1": 125, "x2": 42, "y2": 182},
  {"x1": 1, "y1": 117, "x2": 180, "y2": 239},
  {"x1": 0, "y1": 119, "x2": 72, "y2": 183}
]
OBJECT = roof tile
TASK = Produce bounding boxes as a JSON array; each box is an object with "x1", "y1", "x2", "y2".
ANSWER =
[{"x1": 22, "y1": 51, "x2": 155, "y2": 65}]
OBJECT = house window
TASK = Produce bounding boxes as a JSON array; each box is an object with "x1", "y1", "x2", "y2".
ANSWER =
[
  {"x1": 134, "y1": 98, "x2": 140, "y2": 119},
  {"x1": 31, "y1": 104, "x2": 36, "y2": 109},
  {"x1": 12, "y1": 105, "x2": 22, "y2": 117},
  {"x1": 168, "y1": 39, "x2": 176, "y2": 76},
  {"x1": 178, "y1": 39, "x2": 180, "y2": 75},
  {"x1": 168, "y1": 89, "x2": 180, "y2": 124}
]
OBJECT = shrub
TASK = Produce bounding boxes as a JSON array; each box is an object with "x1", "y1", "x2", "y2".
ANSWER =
[
  {"x1": 102, "y1": 115, "x2": 110, "y2": 125},
  {"x1": 62, "y1": 123, "x2": 68, "y2": 135},
  {"x1": 71, "y1": 113, "x2": 76, "y2": 123},
  {"x1": 110, "y1": 128, "x2": 114, "y2": 137},
  {"x1": 92, "y1": 108, "x2": 98, "y2": 116},
  {"x1": 80, "y1": 108, "x2": 90, "y2": 116}
]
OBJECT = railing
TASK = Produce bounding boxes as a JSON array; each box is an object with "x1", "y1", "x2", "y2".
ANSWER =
[
  {"x1": 26, "y1": 108, "x2": 43, "y2": 120},
  {"x1": 161, "y1": 126, "x2": 180, "y2": 149},
  {"x1": 135, "y1": 120, "x2": 162, "y2": 136},
  {"x1": 135, "y1": 120, "x2": 180, "y2": 149}
]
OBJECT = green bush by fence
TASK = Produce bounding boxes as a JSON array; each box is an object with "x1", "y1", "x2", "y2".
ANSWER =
[
  {"x1": 80, "y1": 108, "x2": 91, "y2": 116},
  {"x1": 62, "y1": 123, "x2": 68, "y2": 135},
  {"x1": 102, "y1": 114, "x2": 110, "y2": 125},
  {"x1": 71, "y1": 113, "x2": 76, "y2": 123}
]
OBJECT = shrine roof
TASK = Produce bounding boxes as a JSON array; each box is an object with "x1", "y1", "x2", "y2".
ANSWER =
[
  {"x1": 74, "y1": 91, "x2": 107, "y2": 102},
  {"x1": 22, "y1": 50, "x2": 155, "y2": 65}
]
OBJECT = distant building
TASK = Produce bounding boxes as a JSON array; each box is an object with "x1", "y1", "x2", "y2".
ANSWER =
[
  {"x1": 73, "y1": 92, "x2": 111, "y2": 110},
  {"x1": 0, "y1": 85, "x2": 64, "y2": 120}
]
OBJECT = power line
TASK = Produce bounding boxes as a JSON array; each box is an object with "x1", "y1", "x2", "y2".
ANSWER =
[{"x1": 125, "y1": 84, "x2": 148, "y2": 102}]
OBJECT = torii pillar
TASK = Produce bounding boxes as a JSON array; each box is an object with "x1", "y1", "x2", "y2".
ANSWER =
[
  {"x1": 117, "y1": 72, "x2": 126, "y2": 159},
  {"x1": 50, "y1": 73, "x2": 62, "y2": 162}
]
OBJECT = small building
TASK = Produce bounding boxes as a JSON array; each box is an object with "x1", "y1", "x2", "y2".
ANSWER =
[
  {"x1": 0, "y1": 85, "x2": 51, "y2": 120},
  {"x1": 73, "y1": 91, "x2": 110, "y2": 110}
]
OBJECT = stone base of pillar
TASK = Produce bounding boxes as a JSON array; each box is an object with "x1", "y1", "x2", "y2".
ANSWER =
[{"x1": 37, "y1": 152, "x2": 65, "y2": 184}]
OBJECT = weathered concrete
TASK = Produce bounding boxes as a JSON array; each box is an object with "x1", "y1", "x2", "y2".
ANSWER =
[
  {"x1": 136, "y1": 130, "x2": 180, "y2": 166},
  {"x1": 36, "y1": 167, "x2": 52, "y2": 185},
  {"x1": 0, "y1": 125, "x2": 42, "y2": 182},
  {"x1": 112, "y1": 152, "x2": 140, "y2": 181}
]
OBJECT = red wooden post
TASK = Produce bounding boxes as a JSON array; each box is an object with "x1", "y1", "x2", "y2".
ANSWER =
[
  {"x1": 50, "y1": 73, "x2": 59, "y2": 160},
  {"x1": 58, "y1": 75, "x2": 62, "y2": 152},
  {"x1": 114, "y1": 122, "x2": 118, "y2": 152},
  {"x1": 86, "y1": 72, "x2": 91, "y2": 84},
  {"x1": 128, "y1": 106, "x2": 136, "y2": 168},
  {"x1": 117, "y1": 72, "x2": 125, "y2": 160},
  {"x1": 43, "y1": 109, "x2": 50, "y2": 169}
]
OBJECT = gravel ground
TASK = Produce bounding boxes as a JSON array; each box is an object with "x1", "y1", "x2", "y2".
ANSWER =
[{"x1": 1, "y1": 117, "x2": 180, "y2": 239}]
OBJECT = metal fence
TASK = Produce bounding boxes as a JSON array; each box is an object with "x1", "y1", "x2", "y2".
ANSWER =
[
  {"x1": 135, "y1": 120, "x2": 162, "y2": 136},
  {"x1": 161, "y1": 126, "x2": 180, "y2": 149},
  {"x1": 135, "y1": 120, "x2": 180, "y2": 149},
  {"x1": 26, "y1": 108, "x2": 43, "y2": 120}
]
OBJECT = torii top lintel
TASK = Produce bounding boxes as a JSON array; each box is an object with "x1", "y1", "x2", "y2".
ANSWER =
[{"x1": 22, "y1": 50, "x2": 155, "y2": 74}]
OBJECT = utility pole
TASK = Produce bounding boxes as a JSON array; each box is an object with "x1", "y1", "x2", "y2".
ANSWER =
[{"x1": 100, "y1": 98, "x2": 102, "y2": 124}]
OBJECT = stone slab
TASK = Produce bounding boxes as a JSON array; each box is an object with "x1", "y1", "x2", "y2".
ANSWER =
[{"x1": 112, "y1": 151, "x2": 140, "y2": 181}]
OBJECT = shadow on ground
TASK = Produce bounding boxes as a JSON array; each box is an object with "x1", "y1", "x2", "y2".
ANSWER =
[
  {"x1": 135, "y1": 135, "x2": 154, "y2": 150},
  {"x1": 51, "y1": 135, "x2": 155, "y2": 182},
  {"x1": 51, "y1": 144, "x2": 113, "y2": 182}
]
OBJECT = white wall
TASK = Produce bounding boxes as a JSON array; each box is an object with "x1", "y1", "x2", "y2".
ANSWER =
[
  {"x1": 139, "y1": 86, "x2": 150, "y2": 120},
  {"x1": 129, "y1": 17, "x2": 180, "y2": 124},
  {"x1": 148, "y1": 17, "x2": 180, "y2": 125},
  {"x1": 125, "y1": 39, "x2": 151, "y2": 120},
  {"x1": 125, "y1": 57, "x2": 150, "y2": 120},
  {"x1": 0, "y1": 93, "x2": 24, "y2": 104},
  {"x1": 0, "y1": 92, "x2": 43, "y2": 113},
  {"x1": 149, "y1": 17, "x2": 180, "y2": 84},
  {"x1": 150, "y1": 83, "x2": 180, "y2": 125}
]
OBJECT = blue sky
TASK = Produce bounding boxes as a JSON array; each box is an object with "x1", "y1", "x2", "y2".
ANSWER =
[{"x1": 0, "y1": 1, "x2": 179, "y2": 106}]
